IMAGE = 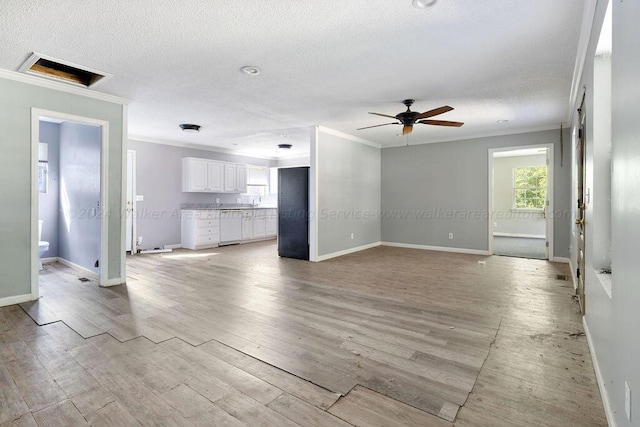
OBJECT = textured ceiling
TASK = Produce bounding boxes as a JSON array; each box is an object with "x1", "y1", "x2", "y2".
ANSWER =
[{"x1": 0, "y1": 0, "x2": 584, "y2": 158}]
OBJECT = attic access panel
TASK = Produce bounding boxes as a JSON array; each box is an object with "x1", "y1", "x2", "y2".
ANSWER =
[{"x1": 19, "y1": 52, "x2": 111, "y2": 87}]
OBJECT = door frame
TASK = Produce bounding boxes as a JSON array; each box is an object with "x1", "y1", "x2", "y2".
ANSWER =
[
  {"x1": 488, "y1": 143, "x2": 554, "y2": 260},
  {"x1": 30, "y1": 108, "x2": 110, "y2": 298},
  {"x1": 126, "y1": 149, "x2": 137, "y2": 253}
]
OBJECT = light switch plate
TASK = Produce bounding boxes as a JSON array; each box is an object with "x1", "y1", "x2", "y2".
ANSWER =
[{"x1": 135, "y1": 195, "x2": 144, "y2": 202}]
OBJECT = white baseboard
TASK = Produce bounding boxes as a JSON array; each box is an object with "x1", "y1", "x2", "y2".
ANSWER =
[
  {"x1": 551, "y1": 257, "x2": 570, "y2": 264},
  {"x1": 0, "y1": 293, "x2": 37, "y2": 308},
  {"x1": 493, "y1": 232, "x2": 545, "y2": 239},
  {"x1": 583, "y1": 317, "x2": 617, "y2": 427},
  {"x1": 381, "y1": 242, "x2": 490, "y2": 256},
  {"x1": 41, "y1": 257, "x2": 57, "y2": 265},
  {"x1": 57, "y1": 258, "x2": 99, "y2": 279},
  {"x1": 163, "y1": 243, "x2": 183, "y2": 249},
  {"x1": 100, "y1": 277, "x2": 125, "y2": 288},
  {"x1": 316, "y1": 242, "x2": 382, "y2": 262}
]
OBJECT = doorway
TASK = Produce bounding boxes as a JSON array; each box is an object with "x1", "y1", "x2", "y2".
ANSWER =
[
  {"x1": 31, "y1": 109, "x2": 109, "y2": 298},
  {"x1": 488, "y1": 145, "x2": 554, "y2": 260},
  {"x1": 126, "y1": 150, "x2": 137, "y2": 253}
]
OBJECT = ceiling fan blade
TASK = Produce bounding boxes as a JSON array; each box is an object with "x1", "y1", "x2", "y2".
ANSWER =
[
  {"x1": 416, "y1": 106, "x2": 454, "y2": 119},
  {"x1": 418, "y1": 119, "x2": 464, "y2": 127},
  {"x1": 369, "y1": 112, "x2": 399, "y2": 120},
  {"x1": 357, "y1": 122, "x2": 399, "y2": 130},
  {"x1": 402, "y1": 125, "x2": 413, "y2": 135}
]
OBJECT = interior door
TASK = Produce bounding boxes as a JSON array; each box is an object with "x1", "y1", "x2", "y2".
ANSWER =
[{"x1": 576, "y1": 98, "x2": 587, "y2": 314}]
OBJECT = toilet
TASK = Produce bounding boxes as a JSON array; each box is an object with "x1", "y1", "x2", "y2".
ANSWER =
[{"x1": 38, "y1": 220, "x2": 50, "y2": 271}]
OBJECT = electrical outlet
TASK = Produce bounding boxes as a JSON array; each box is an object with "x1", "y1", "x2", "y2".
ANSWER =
[
  {"x1": 448, "y1": 232, "x2": 454, "y2": 240},
  {"x1": 350, "y1": 233, "x2": 354, "y2": 240},
  {"x1": 216, "y1": 198, "x2": 220, "y2": 203},
  {"x1": 626, "y1": 381, "x2": 632, "y2": 421},
  {"x1": 494, "y1": 222, "x2": 498, "y2": 227}
]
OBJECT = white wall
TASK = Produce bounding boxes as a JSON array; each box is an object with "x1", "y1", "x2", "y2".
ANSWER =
[
  {"x1": 493, "y1": 154, "x2": 546, "y2": 237},
  {"x1": 570, "y1": 0, "x2": 640, "y2": 425}
]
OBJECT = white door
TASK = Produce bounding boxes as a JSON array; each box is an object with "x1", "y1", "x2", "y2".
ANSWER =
[
  {"x1": 126, "y1": 150, "x2": 136, "y2": 252},
  {"x1": 189, "y1": 158, "x2": 209, "y2": 191},
  {"x1": 224, "y1": 163, "x2": 237, "y2": 192},
  {"x1": 208, "y1": 161, "x2": 224, "y2": 192}
]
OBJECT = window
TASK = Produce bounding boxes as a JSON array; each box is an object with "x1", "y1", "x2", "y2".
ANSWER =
[{"x1": 513, "y1": 166, "x2": 546, "y2": 209}]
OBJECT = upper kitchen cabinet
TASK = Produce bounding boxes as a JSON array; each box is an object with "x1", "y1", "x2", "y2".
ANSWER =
[
  {"x1": 183, "y1": 158, "x2": 246, "y2": 193},
  {"x1": 224, "y1": 163, "x2": 247, "y2": 193},
  {"x1": 182, "y1": 158, "x2": 224, "y2": 192}
]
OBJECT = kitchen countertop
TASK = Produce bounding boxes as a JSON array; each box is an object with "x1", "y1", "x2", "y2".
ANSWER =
[{"x1": 181, "y1": 204, "x2": 277, "y2": 210}]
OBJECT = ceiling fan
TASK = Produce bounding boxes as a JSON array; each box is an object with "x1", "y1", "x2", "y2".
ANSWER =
[{"x1": 357, "y1": 99, "x2": 464, "y2": 135}]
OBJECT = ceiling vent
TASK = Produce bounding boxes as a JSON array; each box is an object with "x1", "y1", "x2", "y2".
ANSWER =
[{"x1": 19, "y1": 52, "x2": 111, "y2": 88}]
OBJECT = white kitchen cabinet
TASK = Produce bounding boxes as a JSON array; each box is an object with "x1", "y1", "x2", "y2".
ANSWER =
[
  {"x1": 181, "y1": 210, "x2": 220, "y2": 249},
  {"x1": 241, "y1": 210, "x2": 254, "y2": 240},
  {"x1": 253, "y1": 209, "x2": 266, "y2": 238},
  {"x1": 224, "y1": 163, "x2": 247, "y2": 193},
  {"x1": 182, "y1": 158, "x2": 224, "y2": 192},
  {"x1": 265, "y1": 208, "x2": 277, "y2": 237}
]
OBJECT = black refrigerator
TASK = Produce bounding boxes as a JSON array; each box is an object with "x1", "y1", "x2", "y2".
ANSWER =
[{"x1": 278, "y1": 167, "x2": 309, "y2": 260}]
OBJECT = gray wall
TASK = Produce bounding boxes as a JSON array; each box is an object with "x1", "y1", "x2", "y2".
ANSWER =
[
  {"x1": 493, "y1": 154, "x2": 546, "y2": 237},
  {"x1": 59, "y1": 122, "x2": 101, "y2": 273},
  {"x1": 575, "y1": 0, "x2": 640, "y2": 425},
  {"x1": 381, "y1": 129, "x2": 571, "y2": 257},
  {"x1": 0, "y1": 75, "x2": 125, "y2": 301},
  {"x1": 316, "y1": 129, "x2": 381, "y2": 257},
  {"x1": 38, "y1": 121, "x2": 60, "y2": 257},
  {"x1": 127, "y1": 140, "x2": 276, "y2": 249}
]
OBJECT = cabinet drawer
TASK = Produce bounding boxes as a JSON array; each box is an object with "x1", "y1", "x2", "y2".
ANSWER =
[
  {"x1": 195, "y1": 210, "x2": 220, "y2": 220},
  {"x1": 197, "y1": 227, "x2": 219, "y2": 237},
  {"x1": 196, "y1": 234, "x2": 219, "y2": 245},
  {"x1": 197, "y1": 218, "x2": 219, "y2": 228}
]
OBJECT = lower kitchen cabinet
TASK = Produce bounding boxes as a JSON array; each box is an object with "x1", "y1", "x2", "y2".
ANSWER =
[
  {"x1": 241, "y1": 210, "x2": 254, "y2": 240},
  {"x1": 181, "y1": 210, "x2": 220, "y2": 249}
]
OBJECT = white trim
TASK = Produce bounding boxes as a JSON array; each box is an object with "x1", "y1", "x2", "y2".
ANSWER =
[
  {"x1": 0, "y1": 294, "x2": 37, "y2": 308},
  {"x1": 31, "y1": 108, "x2": 110, "y2": 294},
  {"x1": 551, "y1": 257, "x2": 570, "y2": 264},
  {"x1": 309, "y1": 126, "x2": 319, "y2": 262},
  {"x1": 129, "y1": 136, "x2": 280, "y2": 161},
  {"x1": 567, "y1": 0, "x2": 598, "y2": 125},
  {"x1": 488, "y1": 143, "x2": 554, "y2": 261},
  {"x1": 583, "y1": 317, "x2": 617, "y2": 427},
  {"x1": 381, "y1": 242, "x2": 490, "y2": 256},
  {"x1": 317, "y1": 126, "x2": 382, "y2": 149},
  {"x1": 57, "y1": 257, "x2": 99, "y2": 279},
  {"x1": 125, "y1": 145, "x2": 136, "y2": 256},
  {"x1": 316, "y1": 242, "x2": 382, "y2": 262},
  {"x1": 382, "y1": 124, "x2": 561, "y2": 149},
  {"x1": 41, "y1": 257, "x2": 57, "y2": 265},
  {"x1": 0, "y1": 68, "x2": 129, "y2": 105},
  {"x1": 493, "y1": 232, "x2": 545, "y2": 239},
  {"x1": 164, "y1": 244, "x2": 183, "y2": 249},
  {"x1": 101, "y1": 278, "x2": 126, "y2": 287}
]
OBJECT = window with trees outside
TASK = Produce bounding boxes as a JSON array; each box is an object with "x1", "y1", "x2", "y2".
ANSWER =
[{"x1": 513, "y1": 166, "x2": 547, "y2": 209}]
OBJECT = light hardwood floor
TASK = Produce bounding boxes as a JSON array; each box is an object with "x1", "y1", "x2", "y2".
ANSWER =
[{"x1": 1, "y1": 242, "x2": 606, "y2": 426}]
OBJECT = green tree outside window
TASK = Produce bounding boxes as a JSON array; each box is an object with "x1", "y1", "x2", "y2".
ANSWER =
[{"x1": 513, "y1": 166, "x2": 546, "y2": 209}]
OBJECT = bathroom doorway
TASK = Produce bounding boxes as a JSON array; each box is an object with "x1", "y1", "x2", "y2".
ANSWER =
[{"x1": 31, "y1": 109, "x2": 109, "y2": 297}]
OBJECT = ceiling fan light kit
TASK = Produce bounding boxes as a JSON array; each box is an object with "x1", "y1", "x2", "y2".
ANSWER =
[{"x1": 357, "y1": 99, "x2": 464, "y2": 135}]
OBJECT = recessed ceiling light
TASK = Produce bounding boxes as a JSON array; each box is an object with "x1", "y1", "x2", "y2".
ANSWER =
[
  {"x1": 278, "y1": 143, "x2": 292, "y2": 150},
  {"x1": 179, "y1": 124, "x2": 201, "y2": 133},
  {"x1": 497, "y1": 119, "x2": 509, "y2": 123},
  {"x1": 240, "y1": 66, "x2": 261, "y2": 75},
  {"x1": 412, "y1": 0, "x2": 437, "y2": 9}
]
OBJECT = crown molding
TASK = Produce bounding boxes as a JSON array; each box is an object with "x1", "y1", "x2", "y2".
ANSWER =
[
  {"x1": 0, "y1": 68, "x2": 130, "y2": 105},
  {"x1": 317, "y1": 125, "x2": 382, "y2": 149}
]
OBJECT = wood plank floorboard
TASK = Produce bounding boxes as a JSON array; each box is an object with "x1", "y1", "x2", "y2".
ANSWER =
[{"x1": 2, "y1": 242, "x2": 607, "y2": 425}]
